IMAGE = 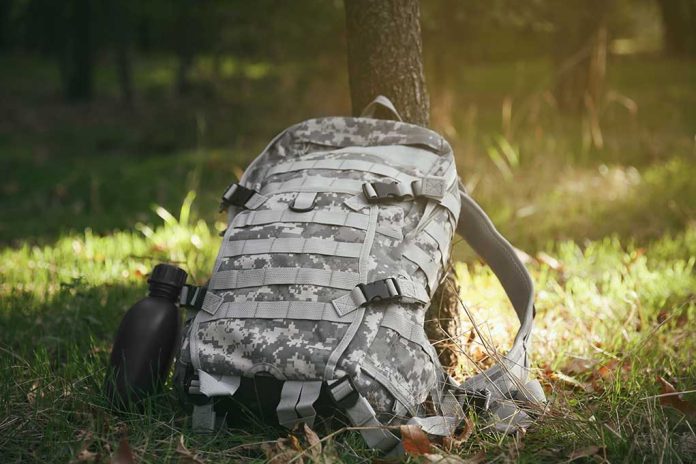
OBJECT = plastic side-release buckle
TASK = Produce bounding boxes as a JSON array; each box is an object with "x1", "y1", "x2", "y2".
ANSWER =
[
  {"x1": 362, "y1": 181, "x2": 413, "y2": 203},
  {"x1": 219, "y1": 183, "x2": 256, "y2": 211},
  {"x1": 179, "y1": 284, "x2": 208, "y2": 310},
  {"x1": 358, "y1": 278, "x2": 401, "y2": 304},
  {"x1": 328, "y1": 375, "x2": 360, "y2": 409}
]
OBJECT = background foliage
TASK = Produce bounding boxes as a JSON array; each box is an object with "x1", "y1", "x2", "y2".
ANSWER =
[{"x1": 1, "y1": 0, "x2": 695, "y2": 462}]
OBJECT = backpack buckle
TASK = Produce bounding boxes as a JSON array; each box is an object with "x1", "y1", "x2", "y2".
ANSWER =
[
  {"x1": 220, "y1": 183, "x2": 256, "y2": 211},
  {"x1": 328, "y1": 375, "x2": 359, "y2": 408},
  {"x1": 358, "y1": 278, "x2": 401, "y2": 304},
  {"x1": 362, "y1": 182, "x2": 413, "y2": 203}
]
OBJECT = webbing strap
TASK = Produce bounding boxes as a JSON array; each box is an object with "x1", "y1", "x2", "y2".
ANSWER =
[
  {"x1": 261, "y1": 177, "x2": 364, "y2": 195},
  {"x1": 360, "y1": 95, "x2": 403, "y2": 122},
  {"x1": 277, "y1": 381, "x2": 323, "y2": 428},
  {"x1": 323, "y1": 205, "x2": 379, "y2": 380},
  {"x1": 266, "y1": 159, "x2": 418, "y2": 183},
  {"x1": 192, "y1": 403, "x2": 216, "y2": 433},
  {"x1": 220, "y1": 237, "x2": 362, "y2": 258},
  {"x1": 209, "y1": 267, "x2": 360, "y2": 291},
  {"x1": 424, "y1": 221, "x2": 450, "y2": 268},
  {"x1": 230, "y1": 209, "x2": 403, "y2": 240},
  {"x1": 277, "y1": 381, "x2": 303, "y2": 428},
  {"x1": 380, "y1": 308, "x2": 439, "y2": 365},
  {"x1": 210, "y1": 300, "x2": 355, "y2": 324},
  {"x1": 406, "y1": 416, "x2": 460, "y2": 436},
  {"x1": 327, "y1": 377, "x2": 403, "y2": 456},
  {"x1": 331, "y1": 277, "x2": 430, "y2": 316},
  {"x1": 198, "y1": 370, "x2": 241, "y2": 397},
  {"x1": 402, "y1": 245, "x2": 440, "y2": 293}
]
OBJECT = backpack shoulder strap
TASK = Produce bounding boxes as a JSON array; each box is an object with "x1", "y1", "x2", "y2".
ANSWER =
[{"x1": 455, "y1": 187, "x2": 544, "y2": 410}]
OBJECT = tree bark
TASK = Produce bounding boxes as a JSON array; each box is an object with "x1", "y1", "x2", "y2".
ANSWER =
[
  {"x1": 657, "y1": 0, "x2": 696, "y2": 57},
  {"x1": 62, "y1": 0, "x2": 93, "y2": 102},
  {"x1": 344, "y1": 0, "x2": 460, "y2": 373},
  {"x1": 344, "y1": 0, "x2": 430, "y2": 126},
  {"x1": 108, "y1": 0, "x2": 134, "y2": 105}
]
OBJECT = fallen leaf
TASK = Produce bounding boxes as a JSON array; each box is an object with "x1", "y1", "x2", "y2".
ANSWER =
[
  {"x1": 550, "y1": 371, "x2": 593, "y2": 392},
  {"x1": 453, "y1": 415, "x2": 474, "y2": 444},
  {"x1": 111, "y1": 436, "x2": 135, "y2": 464},
  {"x1": 422, "y1": 453, "x2": 469, "y2": 463},
  {"x1": 176, "y1": 435, "x2": 205, "y2": 464},
  {"x1": 261, "y1": 437, "x2": 303, "y2": 464},
  {"x1": 303, "y1": 423, "x2": 322, "y2": 458},
  {"x1": 656, "y1": 376, "x2": 696, "y2": 417},
  {"x1": 401, "y1": 424, "x2": 431, "y2": 455},
  {"x1": 563, "y1": 357, "x2": 597, "y2": 375},
  {"x1": 568, "y1": 445, "x2": 604, "y2": 461},
  {"x1": 422, "y1": 451, "x2": 487, "y2": 464},
  {"x1": 76, "y1": 449, "x2": 98, "y2": 462}
]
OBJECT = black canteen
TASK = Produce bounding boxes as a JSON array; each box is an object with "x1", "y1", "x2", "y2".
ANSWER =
[{"x1": 104, "y1": 264, "x2": 187, "y2": 407}]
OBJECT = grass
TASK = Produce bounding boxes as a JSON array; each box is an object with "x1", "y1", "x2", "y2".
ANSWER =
[{"x1": 1, "y1": 53, "x2": 695, "y2": 462}]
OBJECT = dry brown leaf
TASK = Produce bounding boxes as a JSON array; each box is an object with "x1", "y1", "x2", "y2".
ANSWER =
[
  {"x1": 422, "y1": 451, "x2": 487, "y2": 464},
  {"x1": 422, "y1": 453, "x2": 469, "y2": 463},
  {"x1": 303, "y1": 423, "x2": 322, "y2": 458},
  {"x1": 111, "y1": 436, "x2": 135, "y2": 464},
  {"x1": 176, "y1": 435, "x2": 205, "y2": 464},
  {"x1": 568, "y1": 445, "x2": 604, "y2": 461},
  {"x1": 261, "y1": 437, "x2": 303, "y2": 464},
  {"x1": 563, "y1": 357, "x2": 597, "y2": 375},
  {"x1": 76, "y1": 449, "x2": 98, "y2": 462},
  {"x1": 656, "y1": 375, "x2": 696, "y2": 417},
  {"x1": 550, "y1": 371, "x2": 593, "y2": 392},
  {"x1": 401, "y1": 424, "x2": 431, "y2": 456}
]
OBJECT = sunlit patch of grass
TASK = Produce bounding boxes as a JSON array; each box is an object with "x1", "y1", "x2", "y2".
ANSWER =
[
  {"x1": 450, "y1": 226, "x2": 696, "y2": 462},
  {"x1": 1, "y1": 189, "x2": 695, "y2": 461}
]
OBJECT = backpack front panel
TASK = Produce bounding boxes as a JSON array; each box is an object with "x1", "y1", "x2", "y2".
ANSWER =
[{"x1": 184, "y1": 116, "x2": 460, "y2": 420}]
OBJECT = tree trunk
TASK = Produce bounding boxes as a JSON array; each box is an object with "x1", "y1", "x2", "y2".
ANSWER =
[
  {"x1": 63, "y1": 0, "x2": 93, "y2": 102},
  {"x1": 107, "y1": 0, "x2": 134, "y2": 105},
  {"x1": 344, "y1": 0, "x2": 460, "y2": 373},
  {"x1": 552, "y1": 0, "x2": 610, "y2": 114},
  {"x1": 657, "y1": 0, "x2": 696, "y2": 57},
  {"x1": 344, "y1": 0, "x2": 430, "y2": 126}
]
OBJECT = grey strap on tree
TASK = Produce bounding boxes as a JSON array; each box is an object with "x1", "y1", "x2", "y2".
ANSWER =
[{"x1": 360, "y1": 95, "x2": 404, "y2": 122}]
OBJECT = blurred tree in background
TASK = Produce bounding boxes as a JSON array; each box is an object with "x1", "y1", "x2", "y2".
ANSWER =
[
  {"x1": 1, "y1": 0, "x2": 690, "y2": 110},
  {"x1": 658, "y1": 0, "x2": 696, "y2": 56}
]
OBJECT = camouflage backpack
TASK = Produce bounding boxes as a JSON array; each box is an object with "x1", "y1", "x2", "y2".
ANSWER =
[{"x1": 174, "y1": 96, "x2": 545, "y2": 456}]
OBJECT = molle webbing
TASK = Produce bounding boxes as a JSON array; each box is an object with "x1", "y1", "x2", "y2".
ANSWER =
[{"x1": 220, "y1": 237, "x2": 363, "y2": 258}]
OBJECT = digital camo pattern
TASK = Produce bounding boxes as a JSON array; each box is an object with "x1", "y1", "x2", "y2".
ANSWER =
[
  {"x1": 218, "y1": 285, "x2": 346, "y2": 304},
  {"x1": 180, "y1": 114, "x2": 460, "y2": 426},
  {"x1": 196, "y1": 318, "x2": 349, "y2": 379}
]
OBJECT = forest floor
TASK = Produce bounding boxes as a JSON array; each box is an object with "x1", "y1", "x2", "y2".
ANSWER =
[{"x1": 1, "y1": 55, "x2": 695, "y2": 463}]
